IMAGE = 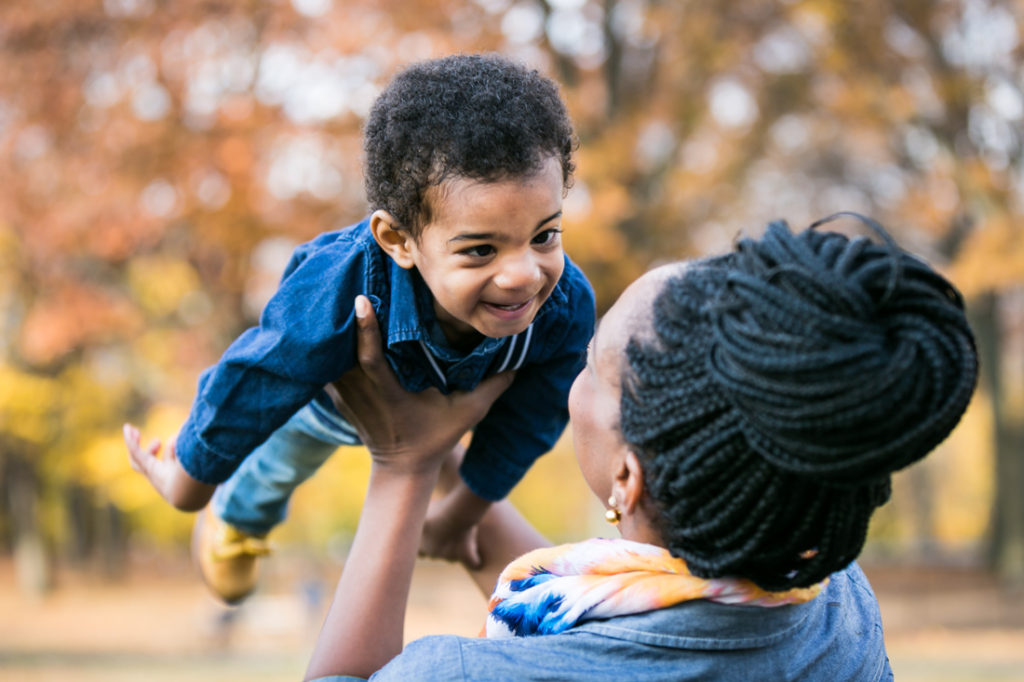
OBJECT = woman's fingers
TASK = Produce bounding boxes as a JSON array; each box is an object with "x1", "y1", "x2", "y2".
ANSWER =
[
  {"x1": 353, "y1": 295, "x2": 388, "y2": 379},
  {"x1": 325, "y1": 294, "x2": 515, "y2": 463},
  {"x1": 451, "y1": 371, "x2": 515, "y2": 424}
]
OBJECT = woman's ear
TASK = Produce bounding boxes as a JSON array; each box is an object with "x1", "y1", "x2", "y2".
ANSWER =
[
  {"x1": 614, "y1": 450, "x2": 646, "y2": 517},
  {"x1": 610, "y1": 448, "x2": 667, "y2": 544},
  {"x1": 370, "y1": 210, "x2": 416, "y2": 269}
]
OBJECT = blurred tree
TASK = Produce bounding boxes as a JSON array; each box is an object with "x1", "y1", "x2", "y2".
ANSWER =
[
  {"x1": 531, "y1": 0, "x2": 1024, "y2": 582},
  {"x1": 1, "y1": 0, "x2": 1022, "y2": 590},
  {"x1": 0, "y1": 0, "x2": 495, "y2": 588}
]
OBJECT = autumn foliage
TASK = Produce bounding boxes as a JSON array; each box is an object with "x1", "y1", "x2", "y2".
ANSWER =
[{"x1": 2, "y1": 0, "x2": 1023, "y2": 584}]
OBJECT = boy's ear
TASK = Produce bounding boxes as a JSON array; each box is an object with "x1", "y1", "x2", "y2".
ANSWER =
[{"x1": 370, "y1": 210, "x2": 416, "y2": 269}]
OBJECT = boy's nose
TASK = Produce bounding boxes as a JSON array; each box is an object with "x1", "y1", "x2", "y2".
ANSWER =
[{"x1": 494, "y1": 251, "x2": 542, "y2": 290}]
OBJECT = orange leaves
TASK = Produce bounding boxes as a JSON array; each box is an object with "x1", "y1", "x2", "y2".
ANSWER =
[
  {"x1": 216, "y1": 135, "x2": 254, "y2": 177},
  {"x1": 17, "y1": 283, "x2": 142, "y2": 367}
]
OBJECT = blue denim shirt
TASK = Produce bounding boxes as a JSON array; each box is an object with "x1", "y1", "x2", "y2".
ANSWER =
[
  {"x1": 312, "y1": 562, "x2": 893, "y2": 682},
  {"x1": 176, "y1": 218, "x2": 596, "y2": 501}
]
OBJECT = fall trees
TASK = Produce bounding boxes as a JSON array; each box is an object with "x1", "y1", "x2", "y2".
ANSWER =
[{"x1": 2, "y1": 0, "x2": 1022, "y2": 589}]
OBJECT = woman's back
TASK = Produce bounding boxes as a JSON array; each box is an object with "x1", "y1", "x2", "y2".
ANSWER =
[{"x1": 361, "y1": 563, "x2": 891, "y2": 682}]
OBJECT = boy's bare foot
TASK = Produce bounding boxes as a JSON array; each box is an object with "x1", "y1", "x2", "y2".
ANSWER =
[{"x1": 192, "y1": 508, "x2": 271, "y2": 605}]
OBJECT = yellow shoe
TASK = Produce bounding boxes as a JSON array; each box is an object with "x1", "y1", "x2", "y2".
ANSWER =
[{"x1": 192, "y1": 508, "x2": 272, "y2": 605}]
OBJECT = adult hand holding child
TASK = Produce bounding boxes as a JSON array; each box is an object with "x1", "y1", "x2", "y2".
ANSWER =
[
  {"x1": 324, "y1": 295, "x2": 514, "y2": 475},
  {"x1": 306, "y1": 214, "x2": 978, "y2": 681},
  {"x1": 309, "y1": 296, "x2": 513, "y2": 680}
]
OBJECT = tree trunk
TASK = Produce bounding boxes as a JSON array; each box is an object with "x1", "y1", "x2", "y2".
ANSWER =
[
  {"x1": 3, "y1": 451, "x2": 53, "y2": 596},
  {"x1": 972, "y1": 291, "x2": 1024, "y2": 584}
]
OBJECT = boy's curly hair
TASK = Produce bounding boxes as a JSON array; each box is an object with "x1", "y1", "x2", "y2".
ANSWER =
[{"x1": 363, "y1": 54, "x2": 576, "y2": 234}]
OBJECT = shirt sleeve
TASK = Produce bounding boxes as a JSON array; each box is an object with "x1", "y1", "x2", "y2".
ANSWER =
[
  {"x1": 175, "y1": 235, "x2": 368, "y2": 484},
  {"x1": 460, "y1": 262, "x2": 596, "y2": 501}
]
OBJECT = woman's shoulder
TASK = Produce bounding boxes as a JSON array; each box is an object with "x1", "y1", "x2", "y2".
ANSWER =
[
  {"x1": 369, "y1": 630, "x2": 626, "y2": 681},
  {"x1": 350, "y1": 567, "x2": 889, "y2": 682},
  {"x1": 362, "y1": 635, "x2": 469, "y2": 681}
]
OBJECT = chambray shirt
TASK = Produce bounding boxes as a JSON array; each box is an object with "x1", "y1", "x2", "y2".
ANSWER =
[
  {"x1": 312, "y1": 562, "x2": 893, "y2": 682},
  {"x1": 176, "y1": 218, "x2": 596, "y2": 501}
]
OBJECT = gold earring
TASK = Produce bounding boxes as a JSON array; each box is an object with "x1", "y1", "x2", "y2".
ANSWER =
[{"x1": 604, "y1": 495, "x2": 621, "y2": 525}]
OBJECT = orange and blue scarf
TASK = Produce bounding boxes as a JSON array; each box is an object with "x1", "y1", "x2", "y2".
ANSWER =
[{"x1": 485, "y1": 538, "x2": 824, "y2": 638}]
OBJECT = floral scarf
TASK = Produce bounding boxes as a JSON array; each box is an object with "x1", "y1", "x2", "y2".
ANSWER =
[{"x1": 484, "y1": 538, "x2": 825, "y2": 638}]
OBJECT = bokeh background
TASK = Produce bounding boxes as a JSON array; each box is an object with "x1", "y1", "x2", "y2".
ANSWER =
[{"x1": 2, "y1": 0, "x2": 1024, "y2": 680}]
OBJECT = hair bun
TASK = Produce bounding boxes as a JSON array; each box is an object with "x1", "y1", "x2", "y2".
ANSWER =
[{"x1": 706, "y1": 219, "x2": 978, "y2": 484}]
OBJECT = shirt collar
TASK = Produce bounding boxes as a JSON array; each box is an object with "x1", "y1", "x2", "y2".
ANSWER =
[
  {"x1": 384, "y1": 257, "x2": 426, "y2": 347},
  {"x1": 575, "y1": 591, "x2": 816, "y2": 651}
]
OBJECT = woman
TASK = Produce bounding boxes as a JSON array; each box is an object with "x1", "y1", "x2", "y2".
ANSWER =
[{"x1": 305, "y1": 214, "x2": 977, "y2": 681}]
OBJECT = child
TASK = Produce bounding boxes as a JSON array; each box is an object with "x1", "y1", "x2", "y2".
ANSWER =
[{"x1": 124, "y1": 54, "x2": 595, "y2": 604}]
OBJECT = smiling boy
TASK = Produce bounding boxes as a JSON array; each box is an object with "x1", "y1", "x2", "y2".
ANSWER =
[{"x1": 125, "y1": 54, "x2": 595, "y2": 604}]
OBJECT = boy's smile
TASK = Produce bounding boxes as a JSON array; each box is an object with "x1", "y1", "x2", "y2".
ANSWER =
[{"x1": 374, "y1": 155, "x2": 567, "y2": 347}]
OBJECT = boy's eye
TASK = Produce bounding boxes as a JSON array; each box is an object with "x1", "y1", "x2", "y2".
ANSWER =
[
  {"x1": 532, "y1": 228, "x2": 562, "y2": 246},
  {"x1": 460, "y1": 244, "x2": 495, "y2": 258}
]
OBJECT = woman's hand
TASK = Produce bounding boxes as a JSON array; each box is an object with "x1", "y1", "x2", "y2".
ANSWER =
[
  {"x1": 305, "y1": 297, "x2": 514, "y2": 680},
  {"x1": 324, "y1": 295, "x2": 515, "y2": 475}
]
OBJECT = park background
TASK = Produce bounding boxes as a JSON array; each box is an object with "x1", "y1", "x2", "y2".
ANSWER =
[{"x1": 1, "y1": 0, "x2": 1024, "y2": 679}]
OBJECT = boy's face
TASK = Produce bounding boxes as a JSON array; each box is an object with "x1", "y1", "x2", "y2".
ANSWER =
[
  {"x1": 391, "y1": 156, "x2": 567, "y2": 343},
  {"x1": 407, "y1": 156, "x2": 569, "y2": 342}
]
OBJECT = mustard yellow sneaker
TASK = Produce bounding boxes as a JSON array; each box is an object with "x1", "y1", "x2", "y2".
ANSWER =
[{"x1": 192, "y1": 508, "x2": 271, "y2": 605}]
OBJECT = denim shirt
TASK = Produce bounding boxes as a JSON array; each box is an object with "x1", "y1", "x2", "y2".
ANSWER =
[
  {"x1": 176, "y1": 218, "x2": 596, "y2": 501},
  {"x1": 312, "y1": 562, "x2": 893, "y2": 682}
]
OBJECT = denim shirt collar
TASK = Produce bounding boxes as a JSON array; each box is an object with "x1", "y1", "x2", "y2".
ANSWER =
[
  {"x1": 574, "y1": 597, "x2": 815, "y2": 651},
  {"x1": 383, "y1": 257, "x2": 518, "y2": 363}
]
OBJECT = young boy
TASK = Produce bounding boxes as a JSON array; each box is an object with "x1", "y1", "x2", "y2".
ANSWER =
[{"x1": 125, "y1": 54, "x2": 595, "y2": 604}]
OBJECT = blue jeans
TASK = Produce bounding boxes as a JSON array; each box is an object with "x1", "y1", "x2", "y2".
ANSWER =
[{"x1": 211, "y1": 403, "x2": 361, "y2": 535}]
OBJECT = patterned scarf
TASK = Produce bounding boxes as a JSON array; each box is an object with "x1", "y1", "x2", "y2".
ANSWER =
[{"x1": 485, "y1": 538, "x2": 825, "y2": 638}]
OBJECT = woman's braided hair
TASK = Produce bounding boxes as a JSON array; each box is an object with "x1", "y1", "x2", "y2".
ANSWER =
[{"x1": 620, "y1": 214, "x2": 978, "y2": 590}]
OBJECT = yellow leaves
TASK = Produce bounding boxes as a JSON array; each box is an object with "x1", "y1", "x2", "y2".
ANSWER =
[
  {"x1": 874, "y1": 392, "x2": 994, "y2": 547},
  {"x1": 0, "y1": 355, "x2": 131, "y2": 473},
  {"x1": 127, "y1": 256, "x2": 201, "y2": 318},
  {"x1": 283, "y1": 445, "x2": 372, "y2": 544},
  {"x1": 950, "y1": 216, "x2": 1024, "y2": 297},
  {"x1": 510, "y1": 432, "x2": 592, "y2": 542},
  {"x1": 933, "y1": 393, "x2": 994, "y2": 543},
  {"x1": 76, "y1": 405, "x2": 184, "y2": 499},
  {"x1": 80, "y1": 435, "x2": 152, "y2": 513},
  {"x1": 282, "y1": 435, "x2": 593, "y2": 548},
  {"x1": 794, "y1": 0, "x2": 838, "y2": 27},
  {"x1": 0, "y1": 363, "x2": 58, "y2": 444},
  {"x1": 883, "y1": 84, "x2": 918, "y2": 123},
  {"x1": 896, "y1": 175, "x2": 961, "y2": 240},
  {"x1": 0, "y1": 221, "x2": 18, "y2": 270},
  {"x1": 564, "y1": 184, "x2": 630, "y2": 264}
]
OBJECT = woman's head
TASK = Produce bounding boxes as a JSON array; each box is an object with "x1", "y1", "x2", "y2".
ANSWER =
[{"x1": 582, "y1": 215, "x2": 978, "y2": 591}]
